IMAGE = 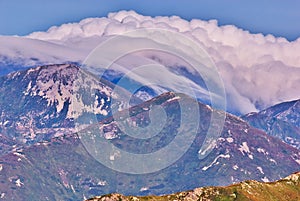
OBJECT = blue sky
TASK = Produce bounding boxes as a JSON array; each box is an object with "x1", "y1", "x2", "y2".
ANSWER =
[{"x1": 0, "y1": 0, "x2": 300, "y2": 41}]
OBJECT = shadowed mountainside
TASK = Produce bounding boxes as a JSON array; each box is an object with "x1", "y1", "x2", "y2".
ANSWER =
[{"x1": 87, "y1": 172, "x2": 300, "y2": 201}]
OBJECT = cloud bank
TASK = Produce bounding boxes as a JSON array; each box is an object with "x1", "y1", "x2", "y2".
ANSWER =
[{"x1": 2, "y1": 10, "x2": 300, "y2": 114}]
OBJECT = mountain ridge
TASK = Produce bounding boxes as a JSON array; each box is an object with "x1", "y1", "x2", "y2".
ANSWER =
[
  {"x1": 242, "y1": 98, "x2": 300, "y2": 149},
  {"x1": 86, "y1": 172, "x2": 300, "y2": 201},
  {"x1": 0, "y1": 64, "x2": 299, "y2": 200}
]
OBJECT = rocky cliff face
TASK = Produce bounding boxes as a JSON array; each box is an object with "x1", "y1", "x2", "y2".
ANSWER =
[{"x1": 0, "y1": 64, "x2": 122, "y2": 155}]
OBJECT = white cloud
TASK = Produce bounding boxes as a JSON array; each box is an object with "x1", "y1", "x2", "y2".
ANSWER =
[{"x1": 1, "y1": 10, "x2": 300, "y2": 114}]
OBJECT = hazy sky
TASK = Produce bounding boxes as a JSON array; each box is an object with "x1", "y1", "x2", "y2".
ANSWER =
[{"x1": 0, "y1": 0, "x2": 300, "y2": 41}]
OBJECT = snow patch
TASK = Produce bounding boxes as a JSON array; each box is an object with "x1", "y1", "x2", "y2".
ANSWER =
[
  {"x1": 71, "y1": 185, "x2": 76, "y2": 193},
  {"x1": 198, "y1": 140, "x2": 217, "y2": 156},
  {"x1": 15, "y1": 179, "x2": 24, "y2": 187},
  {"x1": 205, "y1": 104, "x2": 212, "y2": 111},
  {"x1": 261, "y1": 177, "x2": 270, "y2": 182},
  {"x1": 97, "y1": 180, "x2": 108, "y2": 186},
  {"x1": 257, "y1": 166, "x2": 264, "y2": 174},
  {"x1": 140, "y1": 187, "x2": 149, "y2": 191},
  {"x1": 202, "y1": 154, "x2": 230, "y2": 171},
  {"x1": 218, "y1": 137, "x2": 225, "y2": 142},
  {"x1": 166, "y1": 96, "x2": 180, "y2": 102},
  {"x1": 23, "y1": 81, "x2": 32, "y2": 96},
  {"x1": 238, "y1": 142, "x2": 250, "y2": 155},
  {"x1": 269, "y1": 158, "x2": 277, "y2": 164},
  {"x1": 0, "y1": 193, "x2": 5, "y2": 199},
  {"x1": 240, "y1": 168, "x2": 251, "y2": 175},
  {"x1": 2, "y1": 120, "x2": 9, "y2": 126},
  {"x1": 257, "y1": 147, "x2": 268, "y2": 155}
]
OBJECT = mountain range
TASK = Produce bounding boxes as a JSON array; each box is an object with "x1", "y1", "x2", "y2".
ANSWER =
[
  {"x1": 1, "y1": 10, "x2": 300, "y2": 115},
  {"x1": 0, "y1": 64, "x2": 299, "y2": 200}
]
